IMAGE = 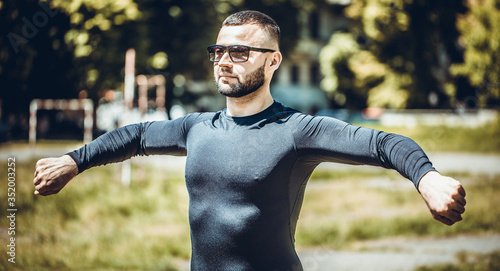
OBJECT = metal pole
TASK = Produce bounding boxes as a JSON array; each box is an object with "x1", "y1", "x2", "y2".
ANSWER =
[
  {"x1": 29, "y1": 99, "x2": 38, "y2": 148},
  {"x1": 121, "y1": 48, "x2": 136, "y2": 186},
  {"x1": 83, "y1": 99, "x2": 94, "y2": 143}
]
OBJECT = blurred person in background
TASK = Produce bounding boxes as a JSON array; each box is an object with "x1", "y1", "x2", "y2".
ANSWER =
[{"x1": 33, "y1": 10, "x2": 466, "y2": 271}]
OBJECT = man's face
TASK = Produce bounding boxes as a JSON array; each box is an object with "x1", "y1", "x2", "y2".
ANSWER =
[
  {"x1": 213, "y1": 24, "x2": 274, "y2": 98},
  {"x1": 215, "y1": 61, "x2": 266, "y2": 98}
]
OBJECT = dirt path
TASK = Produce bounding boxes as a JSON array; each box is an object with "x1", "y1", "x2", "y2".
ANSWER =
[{"x1": 297, "y1": 234, "x2": 500, "y2": 271}]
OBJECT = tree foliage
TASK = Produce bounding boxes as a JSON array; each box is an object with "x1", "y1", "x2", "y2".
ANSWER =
[
  {"x1": 2, "y1": 0, "x2": 497, "y2": 134},
  {"x1": 320, "y1": 32, "x2": 409, "y2": 109},
  {"x1": 450, "y1": 0, "x2": 500, "y2": 108},
  {"x1": 0, "y1": 0, "x2": 305, "y2": 127},
  {"x1": 321, "y1": 0, "x2": 470, "y2": 109}
]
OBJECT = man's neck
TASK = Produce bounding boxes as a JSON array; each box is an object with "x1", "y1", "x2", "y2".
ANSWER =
[{"x1": 226, "y1": 88, "x2": 274, "y2": 117}]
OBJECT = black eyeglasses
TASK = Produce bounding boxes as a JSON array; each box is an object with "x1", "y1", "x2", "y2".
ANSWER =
[{"x1": 207, "y1": 45, "x2": 275, "y2": 63}]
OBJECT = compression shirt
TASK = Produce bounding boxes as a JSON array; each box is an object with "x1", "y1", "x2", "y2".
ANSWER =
[{"x1": 68, "y1": 101, "x2": 435, "y2": 271}]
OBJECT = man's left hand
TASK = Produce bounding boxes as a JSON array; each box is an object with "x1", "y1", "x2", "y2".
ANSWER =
[{"x1": 418, "y1": 171, "x2": 466, "y2": 226}]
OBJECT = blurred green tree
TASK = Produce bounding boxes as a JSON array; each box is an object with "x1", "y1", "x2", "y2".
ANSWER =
[
  {"x1": 46, "y1": 0, "x2": 222, "y2": 111},
  {"x1": 320, "y1": 0, "x2": 469, "y2": 109},
  {"x1": 450, "y1": 0, "x2": 500, "y2": 109},
  {"x1": 0, "y1": 0, "x2": 305, "y2": 127}
]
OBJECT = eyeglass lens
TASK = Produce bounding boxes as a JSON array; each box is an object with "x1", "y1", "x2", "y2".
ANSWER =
[{"x1": 210, "y1": 46, "x2": 249, "y2": 63}]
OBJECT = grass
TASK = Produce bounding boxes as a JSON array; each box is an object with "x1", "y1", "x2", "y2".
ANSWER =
[
  {"x1": 414, "y1": 250, "x2": 500, "y2": 271},
  {"x1": 358, "y1": 118, "x2": 500, "y2": 154},
  {"x1": 0, "y1": 120, "x2": 498, "y2": 270},
  {"x1": 296, "y1": 169, "x2": 500, "y2": 249},
  {"x1": 0, "y1": 159, "x2": 190, "y2": 271},
  {"x1": 0, "y1": 158, "x2": 498, "y2": 270}
]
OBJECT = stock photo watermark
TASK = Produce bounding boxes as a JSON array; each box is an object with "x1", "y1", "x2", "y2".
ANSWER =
[
  {"x1": 8, "y1": 1, "x2": 59, "y2": 53},
  {"x1": 301, "y1": 247, "x2": 337, "y2": 271},
  {"x1": 6, "y1": 157, "x2": 17, "y2": 264}
]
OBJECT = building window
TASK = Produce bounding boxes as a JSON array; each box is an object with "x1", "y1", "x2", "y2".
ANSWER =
[
  {"x1": 291, "y1": 65, "x2": 299, "y2": 84},
  {"x1": 310, "y1": 63, "x2": 320, "y2": 86},
  {"x1": 309, "y1": 12, "x2": 320, "y2": 39}
]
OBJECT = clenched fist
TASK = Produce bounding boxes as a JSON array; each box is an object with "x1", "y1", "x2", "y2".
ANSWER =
[
  {"x1": 418, "y1": 171, "x2": 466, "y2": 226},
  {"x1": 33, "y1": 155, "x2": 79, "y2": 196}
]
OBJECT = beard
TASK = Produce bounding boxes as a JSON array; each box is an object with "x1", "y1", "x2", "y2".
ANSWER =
[{"x1": 215, "y1": 63, "x2": 266, "y2": 98}]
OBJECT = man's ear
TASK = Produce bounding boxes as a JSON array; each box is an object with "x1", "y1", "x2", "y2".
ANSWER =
[{"x1": 270, "y1": 51, "x2": 282, "y2": 70}]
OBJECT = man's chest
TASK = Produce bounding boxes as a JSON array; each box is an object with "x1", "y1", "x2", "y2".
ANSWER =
[{"x1": 183, "y1": 124, "x2": 297, "y2": 192}]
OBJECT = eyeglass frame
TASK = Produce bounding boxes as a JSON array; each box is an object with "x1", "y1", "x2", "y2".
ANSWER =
[{"x1": 207, "y1": 44, "x2": 275, "y2": 63}]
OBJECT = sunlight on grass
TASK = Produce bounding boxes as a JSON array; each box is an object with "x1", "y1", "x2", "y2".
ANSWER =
[
  {"x1": 295, "y1": 171, "x2": 500, "y2": 249},
  {"x1": 0, "y1": 159, "x2": 189, "y2": 270},
  {"x1": 360, "y1": 119, "x2": 500, "y2": 153},
  {"x1": 414, "y1": 250, "x2": 500, "y2": 271}
]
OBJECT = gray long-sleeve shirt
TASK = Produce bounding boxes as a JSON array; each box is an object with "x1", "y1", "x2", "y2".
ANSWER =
[{"x1": 68, "y1": 101, "x2": 434, "y2": 270}]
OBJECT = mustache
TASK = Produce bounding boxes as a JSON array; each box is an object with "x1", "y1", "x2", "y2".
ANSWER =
[{"x1": 218, "y1": 67, "x2": 234, "y2": 76}]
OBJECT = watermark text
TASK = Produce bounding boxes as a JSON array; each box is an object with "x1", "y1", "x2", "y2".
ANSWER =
[{"x1": 6, "y1": 157, "x2": 17, "y2": 264}]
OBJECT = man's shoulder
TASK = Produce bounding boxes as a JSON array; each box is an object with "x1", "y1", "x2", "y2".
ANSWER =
[
  {"x1": 185, "y1": 111, "x2": 218, "y2": 120},
  {"x1": 271, "y1": 102, "x2": 303, "y2": 118},
  {"x1": 275, "y1": 104, "x2": 314, "y2": 122},
  {"x1": 178, "y1": 111, "x2": 218, "y2": 127},
  {"x1": 275, "y1": 105, "x2": 350, "y2": 133}
]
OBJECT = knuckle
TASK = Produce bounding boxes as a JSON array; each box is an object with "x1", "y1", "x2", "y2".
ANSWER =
[
  {"x1": 36, "y1": 159, "x2": 46, "y2": 167},
  {"x1": 37, "y1": 174, "x2": 46, "y2": 182}
]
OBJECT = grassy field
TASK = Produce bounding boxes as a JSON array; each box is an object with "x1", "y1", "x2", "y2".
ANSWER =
[
  {"x1": 297, "y1": 170, "x2": 500, "y2": 248},
  {"x1": 0, "y1": 160, "x2": 191, "y2": 271},
  {"x1": 415, "y1": 250, "x2": 500, "y2": 271},
  {"x1": 0, "y1": 122, "x2": 499, "y2": 270},
  {"x1": 0, "y1": 160, "x2": 499, "y2": 270},
  {"x1": 358, "y1": 117, "x2": 500, "y2": 154}
]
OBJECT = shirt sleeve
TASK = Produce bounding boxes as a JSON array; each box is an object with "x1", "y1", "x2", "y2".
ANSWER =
[
  {"x1": 67, "y1": 113, "x2": 210, "y2": 173},
  {"x1": 290, "y1": 114, "x2": 435, "y2": 188}
]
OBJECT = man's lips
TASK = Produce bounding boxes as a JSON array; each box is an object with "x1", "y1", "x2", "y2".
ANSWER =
[{"x1": 219, "y1": 74, "x2": 237, "y2": 80}]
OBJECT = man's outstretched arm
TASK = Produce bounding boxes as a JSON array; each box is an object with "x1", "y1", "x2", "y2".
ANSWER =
[
  {"x1": 418, "y1": 170, "x2": 466, "y2": 226},
  {"x1": 32, "y1": 114, "x2": 210, "y2": 196},
  {"x1": 33, "y1": 155, "x2": 79, "y2": 196},
  {"x1": 32, "y1": 123, "x2": 149, "y2": 196},
  {"x1": 292, "y1": 114, "x2": 467, "y2": 226}
]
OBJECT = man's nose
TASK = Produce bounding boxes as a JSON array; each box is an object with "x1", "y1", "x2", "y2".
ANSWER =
[{"x1": 218, "y1": 51, "x2": 232, "y2": 66}]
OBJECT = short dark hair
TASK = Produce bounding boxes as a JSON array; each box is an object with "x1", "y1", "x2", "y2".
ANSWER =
[{"x1": 222, "y1": 10, "x2": 280, "y2": 48}]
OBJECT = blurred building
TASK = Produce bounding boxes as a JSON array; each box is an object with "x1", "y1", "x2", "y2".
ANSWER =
[{"x1": 272, "y1": 6, "x2": 349, "y2": 114}]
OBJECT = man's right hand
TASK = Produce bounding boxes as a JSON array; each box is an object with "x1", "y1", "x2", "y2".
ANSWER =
[{"x1": 33, "y1": 155, "x2": 79, "y2": 196}]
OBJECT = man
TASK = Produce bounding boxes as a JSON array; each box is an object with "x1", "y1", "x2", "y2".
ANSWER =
[{"x1": 34, "y1": 10, "x2": 466, "y2": 271}]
